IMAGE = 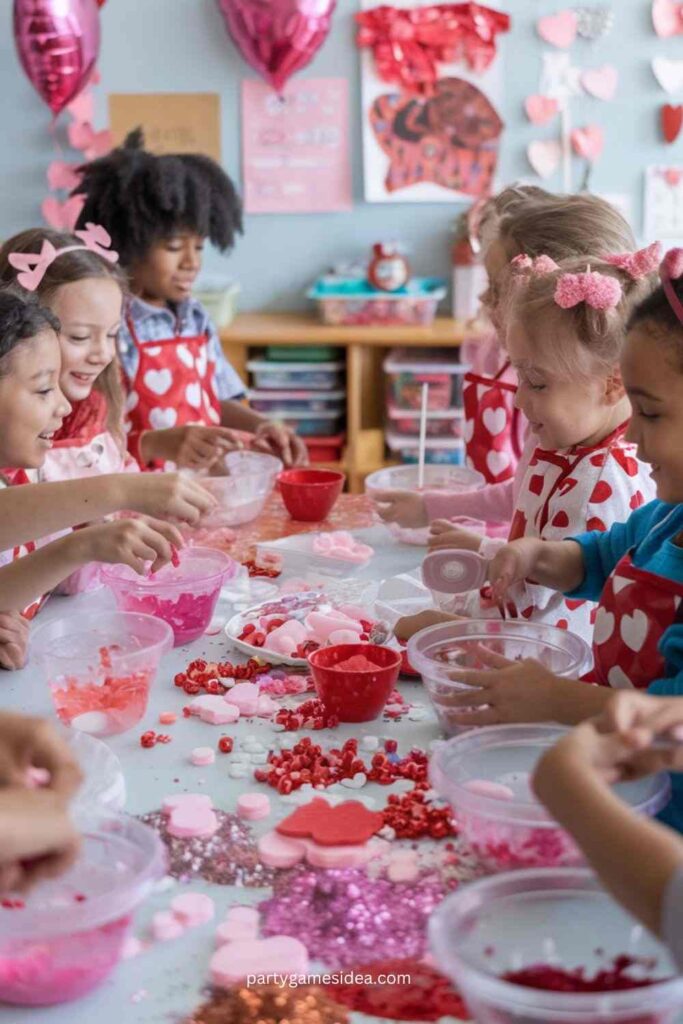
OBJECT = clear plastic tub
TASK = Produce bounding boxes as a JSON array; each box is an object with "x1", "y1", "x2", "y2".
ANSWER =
[
  {"x1": 197, "y1": 450, "x2": 283, "y2": 527},
  {"x1": 247, "y1": 359, "x2": 345, "y2": 391},
  {"x1": 31, "y1": 611, "x2": 173, "y2": 737},
  {"x1": 256, "y1": 531, "x2": 373, "y2": 580},
  {"x1": 308, "y1": 277, "x2": 447, "y2": 326},
  {"x1": 431, "y1": 725, "x2": 671, "y2": 871},
  {"x1": 387, "y1": 405, "x2": 464, "y2": 439},
  {"x1": 384, "y1": 349, "x2": 469, "y2": 410},
  {"x1": 407, "y1": 620, "x2": 591, "y2": 736},
  {"x1": 248, "y1": 389, "x2": 346, "y2": 414},
  {"x1": 430, "y1": 868, "x2": 683, "y2": 1024},
  {"x1": 386, "y1": 431, "x2": 465, "y2": 465},
  {"x1": 65, "y1": 729, "x2": 126, "y2": 814},
  {"x1": 0, "y1": 813, "x2": 165, "y2": 1006},
  {"x1": 102, "y1": 547, "x2": 236, "y2": 646}
]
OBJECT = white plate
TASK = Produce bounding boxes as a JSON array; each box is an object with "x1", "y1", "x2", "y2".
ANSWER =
[{"x1": 225, "y1": 609, "x2": 308, "y2": 668}]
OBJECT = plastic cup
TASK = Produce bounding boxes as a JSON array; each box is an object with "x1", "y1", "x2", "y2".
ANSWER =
[
  {"x1": 102, "y1": 546, "x2": 237, "y2": 646},
  {"x1": 197, "y1": 450, "x2": 283, "y2": 527},
  {"x1": 430, "y1": 724, "x2": 670, "y2": 871},
  {"x1": 278, "y1": 468, "x2": 345, "y2": 522},
  {"x1": 407, "y1": 619, "x2": 591, "y2": 736},
  {"x1": 430, "y1": 867, "x2": 683, "y2": 1024},
  {"x1": 31, "y1": 611, "x2": 173, "y2": 737},
  {"x1": 0, "y1": 813, "x2": 165, "y2": 1006},
  {"x1": 308, "y1": 642, "x2": 402, "y2": 722}
]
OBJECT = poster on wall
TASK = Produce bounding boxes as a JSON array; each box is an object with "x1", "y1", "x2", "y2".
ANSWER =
[
  {"x1": 359, "y1": 0, "x2": 509, "y2": 204},
  {"x1": 108, "y1": 93, "x2": 221, "y2": 161},
  {"x1": 645, "y1": 166, "x2": 683, "y2": 245},
  {"x1": 241, "y1": 78, "x2": 351, "y2": 214}
]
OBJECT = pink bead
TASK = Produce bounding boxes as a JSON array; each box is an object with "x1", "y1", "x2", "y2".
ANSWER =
[
  {"x1": 215, "y1": 918, "x2": 259, "y2": 946},
  {"x1": 236, "y1": 792, "x2": 271, "y2": 821},
  {"x1": 152, "y1": 910, "x2": 185, "y2": 942},
  {"x1": 159, "y1": 712, "x2": 177, "y2": 725},
  {"x1": 190, "y1": 746, "x2": 215, "y2": 766},
  {"x1": 171, "y1": 892, "x2": 215, "y2": 927}
]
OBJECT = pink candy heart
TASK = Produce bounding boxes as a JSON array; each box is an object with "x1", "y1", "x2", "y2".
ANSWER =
[
  {"x1": 210, "y1": 936, "x2": 309, "y2": 987},
  {"x1": 524, "y1": 94, "x2": 559, "y2": 124},
  {"x1": 228, "y1": 682, "x2": 261, "y2": 716},
  {"x1": 163, "y1": 793, "x2": 218, "y2": 838},
  {"x1": 537, "y1": 9, "x2": 578, "y2": 47},
  {"x1": 257, "y1": 830, "x2": 377, "y2": 869},
  {"x1": 189, "y1": 695, "x2": 240, "y2": 725}
]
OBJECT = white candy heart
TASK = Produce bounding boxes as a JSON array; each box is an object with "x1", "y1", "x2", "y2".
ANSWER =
[
  {"x1": 486, "y1": 450, "x2": 509, "y2": 477},
  {"x1": 620, "y1": 609, "x2": 649, "y2": 653},
  {"x1": 607, "y1": 665, "x2": 634, "y2": 690},
  {"x1": 593, "y1": 607, "x2": 615, "y2": 646},
  {"x1": 149, "y1": 407, "x2": 178, "y2": 430},
  {"x1": 483, "y1": 406, "x2": 507, "y2": 437},
  {"x1": 652, "y1": 56, "x2": 683, "y2": 94},
  {"x1": 144, "y1": 368, "x2": 172, "y2": 396},
  {"x1": 176, "y1": 344, "x2": 195, "y2": 369},
  {"x1": 186, "y1": 382, "x2": 202, "y2": 408}
]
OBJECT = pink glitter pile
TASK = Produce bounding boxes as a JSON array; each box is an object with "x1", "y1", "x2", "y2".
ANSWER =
[
  {"x1": 258, "y1": 865, "x2": 454, "y2": 969},
  {"x1": 137, "y1": 809, "x2": 273, "y2": 887}
]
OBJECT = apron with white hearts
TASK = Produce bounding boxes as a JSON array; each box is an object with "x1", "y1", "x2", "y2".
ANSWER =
[
  {"x1": 41, "y1": 390, "x2": 137, "y2": 481},
  {"x1": 0, "y1": 470, "x2": 46, "y2": 620},
  {"x1": 592, "y1": 540, "x2": 683, "y2": 691},
  {"x1": 462, "y1": 360, "x2": 523, "y2": 484}
]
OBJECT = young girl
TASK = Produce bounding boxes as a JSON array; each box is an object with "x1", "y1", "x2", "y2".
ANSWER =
[
  {"x1": 72, "y1": 130, "x2": 307, "y2": 468},
  {"x1": 375, "y1": 190, "x2": 638, "y2": 537},
  {"x1": 443, "y1": 249, "x2": 683, "y2": 737}
]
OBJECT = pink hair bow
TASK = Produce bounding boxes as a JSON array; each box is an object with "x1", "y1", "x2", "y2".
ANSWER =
[
  {"x1": 554, "y1": 271, "x2": 623, "y2": 311},
  {"x1": 660, "y1": 247, "x2": 683, "y2": 325},
  {"x1": 604, "y1": 242, "x2": 662, "y2": 279},
  {"x1": 8, "y1": 223, "x2": 118, "y2": 292},
  {"x1": 510, "y1": 254, "x2": 559, "y2": 274}
]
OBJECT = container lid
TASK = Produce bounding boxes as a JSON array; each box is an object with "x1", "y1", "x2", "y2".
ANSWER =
[
  {"x1": 264, "y1": 409, "x2": 343, "y2": 421},
  {"x1": 386, "y1": 430, "x2": 464, "y2": 451},
  {"x1": 387, "y1": 405, "x2": 464, "y2": 420},
  {"x1": 384, "y1": 348, "x2": 470, "y2": 374},
  {"x1": 422, "y1": 550, "x2": 488, "y2": 594},
  {"x1": 247, "y1": 359, "x2": 344, "y2": 372},
  {"x1": 307, "y1": 276, "x2": 447, "y2": 300},
  {"x1": 248, "y1": 389, "x2": 346, "y2": 401}
]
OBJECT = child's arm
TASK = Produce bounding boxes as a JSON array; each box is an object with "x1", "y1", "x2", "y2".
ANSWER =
[
  {"x1": 0, "y1": 518, "x2": 182, "y2": 611},
  {"x1": 219, "y1": 400, "x2": 309, "y2": 467},
  {"x1": 0, "y1": 711, "x2": 83, "y2": 795},
  {"x1": 137, "y1": 425, "x2": 245, "y2": 470},
  {"x1": 374, "y1": 478, "x2": 516, "y2": 532},
  {"x1": 0, "y1": 788, "x2": 81, "y2": 892},
  {"x1": 489, "y1": 537, "x2": 586, "y2": 599},
  {"x1": 0, "y1": 612, "x2": 29, "y2": 671}
]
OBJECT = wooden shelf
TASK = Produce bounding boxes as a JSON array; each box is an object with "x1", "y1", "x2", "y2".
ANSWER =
[{"x1": 221, "y1": 312, "x2": 468, "y2": 347}]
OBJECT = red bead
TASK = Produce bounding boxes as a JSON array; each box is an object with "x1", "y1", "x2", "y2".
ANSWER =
[
  {"x1": 218, "y1": 736, "x2": 234, "y2": 754},
  {"x1": 140, "y1": 731, "x2": 156, "y2": 749},
  {"x1": 174, "y1": 672, "x2": 187, "y2": 687}
]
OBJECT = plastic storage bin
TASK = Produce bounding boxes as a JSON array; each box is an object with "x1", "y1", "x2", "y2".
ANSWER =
[
  {"x1": 193, "y1": 281, "x2": 240, "y2": 328},
  {"x1": 308, "y1": 277, "x2": 447, "y2": 326},
  {"x1": 247, "y1": 359, "x2": 345, "y2": 391},
  {"x1": 384, "y1": 349, "x2": 468, "y2": 410},
  {"x1": 386, "y1": 431, "x2": 465, "y2": 465},
  {"x1": 248, "y1": 389, "x2": 346, "y2": 414},
  {"x1": 276, "y1": 410, "x2": 344, "y2": 437},
  {"x1": 387, "y1": 405, "x2": 464, "y2": 439},
  {"x1": 305, "y1": 433, "x2": 345, "y2": 463}
]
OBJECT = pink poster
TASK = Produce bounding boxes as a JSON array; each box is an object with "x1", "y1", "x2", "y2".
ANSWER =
[{"x1": 241, "y1": 78, "x2": 351, "y2": 214}]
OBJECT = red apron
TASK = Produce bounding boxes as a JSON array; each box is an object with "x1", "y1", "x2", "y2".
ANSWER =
[
  {"x1": 463, "y1": 360, "x2": 523, "y2": 484},
  {"x1": 592, "y1": 543, "x2": 683, "y2": 690},
  {"x1": 123, "y1": 316, "x2": 221, "y2": 462}
]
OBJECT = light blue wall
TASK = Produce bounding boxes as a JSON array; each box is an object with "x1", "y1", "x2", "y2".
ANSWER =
[{"x1": 0, "y1": 0, "x2": 678, "y2": 310}]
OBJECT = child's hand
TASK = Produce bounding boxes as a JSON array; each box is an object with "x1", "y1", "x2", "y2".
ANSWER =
[
  {"x1": 170, "y1": 425, "x2": 244, "y2": 470},
  {"x1": 394, "y1": 609, "x2": 462, "y2": 641},
  {"x1": 0, "y1": 612, "x2": 29, "y2": 671},
  {"x1": 0, "y1": 712, "x2": 82, "y2": 796},
  {"x1": 372, "y1": 491, "x2": 428, "y2": 528},
  {"x1": 593, "y1": 691, "x2": 683, "y2": 778},
  {"x1": 488, "y1": 538, "x2": 543, "y2": 602},
  {"x1": 252, "y1": 422, "x2": 309, "y2": 467},
  {"x1": 126, "y1": 472, "x2": 217, "y2": 525},
  {"x1": 0, "y1": 788, "x2": 80, "y2": 893},
  {"x1": 428, "y1": 520, "x2": 483, "y2": 551},
  {"x1": 76, "y1": 517, "x2": 184, "y2": 575}
]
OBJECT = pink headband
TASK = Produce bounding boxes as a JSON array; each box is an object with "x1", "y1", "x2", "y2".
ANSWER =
[
  {"x1": 555, "y1": 270, "x2": 622, "y2": 311},
  {"x1": 8, "y1": 224, "x2": 119, "y2": 292},
  {"x1": 660, "y1": 248, "x2": 683, "y2": 325},
  {"x1": 604, "y1": 242, "x2": 662, "y2": 280}
]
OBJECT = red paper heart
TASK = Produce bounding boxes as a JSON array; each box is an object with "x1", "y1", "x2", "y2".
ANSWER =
[
  {"x1": 277, "y1": 798, "x2": 383, "y2": 847},
  {"x1": 662, "y1": 104, "x2": 683, "y2": 144}
]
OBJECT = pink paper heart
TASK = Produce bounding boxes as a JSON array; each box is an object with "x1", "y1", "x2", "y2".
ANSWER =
[
  {"x1": 571, "y1": 124, "x2": 605, "y2": 162},
  {"x1": 581, "y1": 65, "x2": 618, "y2": 101},
  {"x1": 67, "y1": 121, "x2": 113, "y2": 159},
  {"x1": 210, "y1": 936, "x2": 309, "y2": 987},
  {"x1": 527, "y1": 139, "x2": 562, "y2": 178},
  {"x1": 665, "y1": 168, "x2": 683, "y2": 186},
  {"x1": 537, "y1": 10, "x2": 578, "y2": 48},
  {"x1": 653, "y1": 0, "x2": 683, "y2": 37},
  {"x1": 47, "y1": 161, "x2": 82, "y2": 192},
  {"x1": 41, "y1": 194, "x2": 86, "y2": 231},
  {"x1": 524, "y1": 94, "x2": 559, "y2": 124},
  {"x1": 67, "y1": 89, "x2": 95, "y2": 125}
]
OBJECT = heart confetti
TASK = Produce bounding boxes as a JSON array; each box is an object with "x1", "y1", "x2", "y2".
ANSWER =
[
  {"x1": 527, "y1": 139, "x2": 562, "y2": 178},
  {"x1": 537, "y1": 10, "x2": 578, "y2": 48},
  {"x1": 276, "y1": 798, "x2": 384, "y2": 847},
  {"x1": 575, "y1": 5, "x2": 615, "y2": 39},
  {"x1": 581, "y1": 64, "x2": 618, "y2": 101},
  {"x1": 662, "y1": 104, "x2": 683, "y2": 144},
  {"x1": 525, "y1": 94, "x2": 560, "y2": 124}
]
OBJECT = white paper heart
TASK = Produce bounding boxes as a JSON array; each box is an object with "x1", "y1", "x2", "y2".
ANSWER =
[
  {"x1": 144, "y1": 368, "x2": 172, "y2": 396},
  {"x1": 149, "y1": 407, "x2": 178, "y2": 430},
  {"x1": 581, "y1": 64, "x2": 618, "y2": 101},
  {"x1": 482, "y1": 406, "x2": 507, "y2": 437},
  {"x1": 620, "y1": 609, "x2": 649, "y2": 653},
  {"x1": 592, "y1": 607, "x2": 615, "y2": 646},
  {"x1": 527, "y1": 140, "x2": 562, "y2": 179},
  {"x1": 652, "y1": 57, "x2": 683, "y2": 94},
  {"x1": 486, "y1": 450, "x2": 510, "y2": 477},
  {"x1": 177, "y1": 344, "x2": 195, "y2": 369},
  {"x1": 185, "y1": 382, "x2": 202, "y2": 408},
  {"x1": 607, "y1": 665, "x2": 634, "y2": 690}
]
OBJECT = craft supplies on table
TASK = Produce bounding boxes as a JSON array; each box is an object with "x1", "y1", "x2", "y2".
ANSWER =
[{"x1": 308, "y1": 276, "x2": 446, "y2": 326}]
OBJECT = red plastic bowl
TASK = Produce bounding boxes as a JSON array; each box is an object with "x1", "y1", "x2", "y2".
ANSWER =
[
  {"x1": 277, "y1": 468, "x2": 345, "y2": 522},
  {"x1": 308, "y1": 643, "x2": 402, "y2": 723}
]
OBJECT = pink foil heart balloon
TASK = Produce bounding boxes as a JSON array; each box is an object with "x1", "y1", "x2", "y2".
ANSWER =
[
  {"x1": 216, "y1": 0, "x2": 337, "y2": 94},
  {"x1": 13, "y1": 0, "x2": 101, "y2": 116}
]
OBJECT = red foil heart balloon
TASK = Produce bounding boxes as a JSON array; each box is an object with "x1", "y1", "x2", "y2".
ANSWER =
[
  {"x1": 216, "y1": 0, "x2": 337, "y2": 94},
  {"x1": 13, "y1": 0, "x2": 101, "y2": 116}
]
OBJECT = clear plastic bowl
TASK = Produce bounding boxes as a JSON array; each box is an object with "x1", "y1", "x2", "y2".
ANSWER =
[
  {"x1": 430, "y1": 867, "x2": 683, "y2": 1024},
  {"x1": 197, "y1": 450, "x2": 283, "y2": 527},
  {"x1": 407, "y1": 620, "x2": 591, "y2": 736},
  {"x1": 431, "y1": 725, "x2": 671, "y2": 871},
  {"x1": 365, "y1": 463, "x2": 484, "y2": 544},
  {"x1": 64, "y1": 729, "x2": 126, "y2": 813},
  {"x1": 0, "y1": 813, "x2": 164, "y2": 1006},
  {"x1": 31, "y1": 611, "x2": 173, "y2": 737},
  {"x1": 102, "y1": 546, "x2": 236, "y2": 646}
]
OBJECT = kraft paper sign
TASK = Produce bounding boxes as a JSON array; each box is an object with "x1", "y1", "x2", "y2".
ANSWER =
[{"x1": 108, "y1": 93, "x2": 221, "y2": 161}]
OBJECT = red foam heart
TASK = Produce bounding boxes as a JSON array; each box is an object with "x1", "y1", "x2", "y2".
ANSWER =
[
  {"x1": 277, "y1": 798, "x2": 383, "y2": 847},
  {"x1": 662, "y1": 104, "x2": 683, "y2": 143}
]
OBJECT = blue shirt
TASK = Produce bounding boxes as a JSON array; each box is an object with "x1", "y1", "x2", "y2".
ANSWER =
[
  {"x1": 118, "y1": 295, "x2": 245, "y2": 402},
  {"x1": 570, "y1": 498, "x2": 683, "y2": 830}
]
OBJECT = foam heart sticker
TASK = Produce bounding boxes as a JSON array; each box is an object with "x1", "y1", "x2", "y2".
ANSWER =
[
  {"x1": 210, "y1": 936, "x2": 309, "y2": 988},
  {"x1": 653, "y1": 0, "x2": 683, "y2": 37},
  {"x1": 527, "y1": 139, "x2": 562, "y2": 178},
  {"x1": 276, "y1": 797, "x2": 383, "y2": 846},
  {"x1": 571, "y1": 125, "x2": 604, "y2": 162},
  {"x1": 524, "y1": 94, "x2": 559, "y2": 124},
  {"x1": 581, "y1": 65, "x2": 618, "y2": 101},
  {"x1": 537, "y1": 10, "x2": 578, "y2": 47},
  {"x1": 662, "y1": 104, "x2": 683, "y2": 144},
  {"x1": 652, "y1": 57, "x2": 683, "y2": 94}
]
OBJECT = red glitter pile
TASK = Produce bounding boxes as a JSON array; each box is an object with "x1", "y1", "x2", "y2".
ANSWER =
[
  {"x1": 382, "y1": 782, "x2": 457, "y2": 840},
  {"x1": 173, "y1": 657, "x2": 271, "y2": 697},
  {"x1": 502, "y1": 955, "x2": 668, "y2": 993},
  {"x1": 254, "y1": 738, "x2": 428, "y2": 795},
  {"x1": 275, "y1": 699, "x2": 340, "y2": 731},
  {"x1": 242, "y1": 558, "x2": 281, "y2": 579},
  {"x1": 325, "y1": 958, "x2": 468, "y2": 1021}
]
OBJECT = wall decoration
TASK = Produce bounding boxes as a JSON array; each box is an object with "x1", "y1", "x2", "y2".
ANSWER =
[
  {"x1": 536, "y1": 10, "x2": 578, "y2": 49},
  {"x1": 653, "y1": 0, "x2": 683, "y2": 38},
  {"x1": 574, "y1": 5, "x2": 614, "y2": 40},
  {"x1": 217, "y1": 0, "x2": 337, "y2": 95},
  {"x1": 538, "y1": 51, "x2": 582, "y2": 191},
  {"x1": 571, "y1": 124, "x2": 604, "y2": 161},
  {"x1": 524, "y1": 94, "x2": 559, "y2": 124},
  {"x1": 108, "y1": 94, "x2": 221, "y2": 161},
  {"x1": 652, "y1": 57, "x2": 683, "y2": 94},
  {"x1": 661, "y1": 104, "x2": 683, "y2": 144},
  {"x1": 644, "y1": 166, "x2": 683, "y2": 243},
  {"x1": 580, "y1": 64, "x2": 618, "y2": 101},
  {"x1": 527, "y1": 139, "x2": 562, "y2": 178},
  {"x1": 241, "y1": 78, "x2": 351, "y2": 214}
]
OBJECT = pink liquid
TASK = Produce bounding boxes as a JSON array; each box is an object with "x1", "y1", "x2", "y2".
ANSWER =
[
  {"x1": 459, "y1": 810, "x2": 582, "y2": 871},
  {"x1": 51, "y1": 670, "x2": 152, "y2": 736},
  {"x1": 114, "y1": 587, "x2": 221, "y2": 645}
]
